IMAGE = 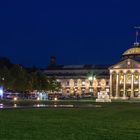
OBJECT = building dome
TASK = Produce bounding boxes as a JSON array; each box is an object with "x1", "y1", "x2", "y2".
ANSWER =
[
  {"x1": 123, "y1": 43, "x2": 140, "y2": 55},
  {"x1": 121, "y1": 42, "x2": 140, "y2": 60}
]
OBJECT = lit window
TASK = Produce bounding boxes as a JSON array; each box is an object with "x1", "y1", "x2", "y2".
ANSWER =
[{"x1": 82, "y1": 81, "x2": 85, "y2": 86}]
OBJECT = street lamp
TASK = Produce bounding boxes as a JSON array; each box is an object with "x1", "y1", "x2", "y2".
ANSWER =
[
  {"x1": 88, "y1": 75, "x2": 96, "y2": 96},
  {"x1": 88, "y1": 76, "x2": 93, "y2": 81},
  {"x1": 88, "y1": 76, "x2": 93, "y2": 96}
]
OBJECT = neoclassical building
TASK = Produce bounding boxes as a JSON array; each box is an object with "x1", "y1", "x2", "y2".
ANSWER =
[
  {"x1": 110, "y1": 42, "x2": 140, "y2": 98},
  {"x1": 44, "y1": 42, "x2": 140, "y2": 99},
  {"x1": 45, "y1": 56, "x2": 110, "y2": 96}
]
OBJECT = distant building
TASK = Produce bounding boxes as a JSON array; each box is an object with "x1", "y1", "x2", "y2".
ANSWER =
[
  {"x1": 44, "y1": 41, "x2": 140, "y2": 99},
  {"x1": 44, "y1": 63, "x2": 110, "y2": 96}
]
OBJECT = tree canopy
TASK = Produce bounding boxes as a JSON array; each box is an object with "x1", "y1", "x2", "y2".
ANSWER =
[{"x1": 0, "y1": 65, "x2": 61, "y2": 93}]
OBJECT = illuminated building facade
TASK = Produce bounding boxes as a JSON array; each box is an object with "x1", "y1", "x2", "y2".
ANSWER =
[
  {"x1": 45, "y1": 42, "x2": 140, "y2": 99},
  {"x1": 110, "y1": 42, "x2": 140, "y2": 98},
  {"x1": 45, "y1": 61, "x2": 110, "y2": 96}
]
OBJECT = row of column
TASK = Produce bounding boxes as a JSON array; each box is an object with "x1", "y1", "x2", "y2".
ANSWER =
[{"x1": 110, "y1": 72, "x2": 140, "y2": 98}]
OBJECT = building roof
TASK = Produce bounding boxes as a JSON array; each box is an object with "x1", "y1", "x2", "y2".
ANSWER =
[
  {"x1": 122, "y1": 43, "x2": 140, "y2": 56},
  {"x1": 121, "y1": 42, "x2": 140, "y2": 62},
  {"x1": 47, "y1": 64, "x2": 111, "y2": 70}
]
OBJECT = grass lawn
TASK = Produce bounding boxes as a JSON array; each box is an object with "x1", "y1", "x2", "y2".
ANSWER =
[{"x1": 0, "y1": 103, "x2": 140, "y2": 140}]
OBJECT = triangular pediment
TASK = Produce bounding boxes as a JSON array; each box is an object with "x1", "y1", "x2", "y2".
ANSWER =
[{"x1": 109, "y1": 59, "x2": 140, "y2": 69}]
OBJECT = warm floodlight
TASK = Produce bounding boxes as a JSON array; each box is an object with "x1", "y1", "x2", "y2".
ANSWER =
[
  {"x1": 93, "y1": 76, "x2": 96, "y2": 81},
  {"x1": 54, "y1": 97, "x2": 58, "y2": 101},
  {"x1": 13, "y1": 97, "x2": 17, "y2": 101}
]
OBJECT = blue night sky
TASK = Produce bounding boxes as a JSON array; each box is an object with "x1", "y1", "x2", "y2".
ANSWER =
[{"x1": 0, "y1": 0, "x2": 140, "y2": 67}]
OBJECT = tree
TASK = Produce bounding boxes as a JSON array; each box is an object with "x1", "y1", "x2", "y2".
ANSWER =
[
  {"x1": 0, "y1": 66, "x2": 12, "y2": 90},
  {"x1": 30, "y1": 71, "x2": 49, "y2": 91},
  {"x1": 48, "y1": 76, "x2": 61, "y2": 92},
  {"x1": 10, "y1": 65, "x2": 29, "y2": 92},
  {"x1": 0, "y1": 63, "x2": 61, "y2": 93}
]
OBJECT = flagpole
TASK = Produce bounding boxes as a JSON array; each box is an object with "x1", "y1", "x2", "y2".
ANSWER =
[
  {"x1": 136, "y1": 31, "x2": 138, "y2": 43},
  {"x1": 134, "y1": 26, "x2": 140, "y2": 45}
]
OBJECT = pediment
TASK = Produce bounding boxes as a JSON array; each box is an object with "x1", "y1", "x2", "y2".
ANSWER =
[{"x1": 109, "y1": 59, "x2": 140, "y2": 69}]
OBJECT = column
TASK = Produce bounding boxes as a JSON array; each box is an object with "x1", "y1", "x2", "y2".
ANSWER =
[
  {"x1": 110, "y1": 72, "x2": 112, "y2": 98},
  {"x1": 138, "y1": 73, "x2": 140, "y2": 97},
  {"x1": 123, "y1": 73, "x2": 126, "y2": 98},
  {"x1": 116, "y1": 73, "x2": 119, "y2": 98},
  {"x1": 131, "y1": 73, "x2": 134, "y2": 98}
]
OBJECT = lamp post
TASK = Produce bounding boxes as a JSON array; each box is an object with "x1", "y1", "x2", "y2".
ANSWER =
[
  {"x1": 88, "y1": 76, "x2": 93, "y2": 96},
  {"x1": 88, "y1": 76, "x2": 96, "y2": 97}
]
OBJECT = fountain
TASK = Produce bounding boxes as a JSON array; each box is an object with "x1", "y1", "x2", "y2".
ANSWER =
[
  {"x1": 96, "y1": 79, "x2": 111, "y2": 102},
  {"x1": 96, "y1": 91, "x2": 111, "y2": 102}
]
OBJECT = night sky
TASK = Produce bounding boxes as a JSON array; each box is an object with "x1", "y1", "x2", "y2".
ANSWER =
[{"x1": 0, "y1": 0, "x2": 140, "y2": 67}]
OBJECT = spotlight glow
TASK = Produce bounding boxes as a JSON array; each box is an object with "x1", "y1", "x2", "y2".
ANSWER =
[{"x1": 13, "y1": 97, "x2": 17, "y2": 101}]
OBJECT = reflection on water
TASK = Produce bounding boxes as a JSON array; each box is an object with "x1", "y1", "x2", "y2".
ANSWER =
[
  {"x1": 14, "y1": 104, "x2": 17, "y2": 108},
  {"x1": 0, "y1": 103, "x2": 102, "y2": 109},
  {"x1": 35, "y1": 104, "x2": 46, "y2": 107},
  {"x1": 0, "y1": 103, "x2": 3, "y2": 108},
  {"x1": 34, "y1": 104, "x2": 74, "y2": 108}
]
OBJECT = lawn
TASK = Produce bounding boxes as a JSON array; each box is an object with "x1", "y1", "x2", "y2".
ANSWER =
[{"x1": 0, "y1": 103, "x2": 140, "y2": 140}]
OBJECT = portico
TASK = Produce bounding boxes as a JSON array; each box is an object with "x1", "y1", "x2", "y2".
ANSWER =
[
  {"x1": 109, "y1": 42, "x2": 140, "y2": 99},
  {"x1": 110, "y1": 69, "x2": 140, "y2": 98}
]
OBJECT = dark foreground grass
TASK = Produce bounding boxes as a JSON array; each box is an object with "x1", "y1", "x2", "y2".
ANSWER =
[{"x1": 0, "y1": 103, "x2": 140, "y2": 140}]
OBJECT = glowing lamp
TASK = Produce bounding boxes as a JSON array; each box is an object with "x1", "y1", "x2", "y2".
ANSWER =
[
  {"x1": 54, "y1": 97, "x2": 58, "y2": 101},
  {"x1": 88, "y1": 76, "x2": 93, "y2": 81},
  {"x1": 0, "y1": 87, "x2": 3, "y2": 99},
  {"x1": 13, "y1": 97, "x2": 17, "y2": 101}
]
